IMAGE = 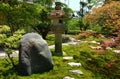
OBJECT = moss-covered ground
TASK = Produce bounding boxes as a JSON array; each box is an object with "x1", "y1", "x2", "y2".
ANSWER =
[{"x1": 0, "y1": 34, "x2": 120, "y2": 79}]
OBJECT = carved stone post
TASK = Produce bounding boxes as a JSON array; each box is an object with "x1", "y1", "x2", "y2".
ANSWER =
[{"x1": 49, "y1": 2, "x2": 67, "y2": 55}]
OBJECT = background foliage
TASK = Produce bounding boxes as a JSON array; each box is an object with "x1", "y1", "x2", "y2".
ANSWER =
[
  {"x1": 85, "y1": 1, "x2": 120, "y2": 36},
  {"x1": 0, "y1": 1, "x2": 45, "y2": 33}
]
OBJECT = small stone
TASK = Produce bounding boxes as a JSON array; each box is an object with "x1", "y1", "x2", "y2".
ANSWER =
[
  {"x1": 10, "y1": 50, "x2": 19, "y2": 57},
  {"x1": 62, "y1": 35, "x2": 71, "y2": 43},
  {"x1": 89, "y1": 46, "x2": 102, "y2": 50},
  {"x1": 48, "y1": 45, "x2": 55, "y2": 49},
  {"x1": 69, "y1": 37, "x2": 76, "y2": 42},
  {"x1": 76, "y1": 40, "x2": 81, "y2": 42},
  {"x1": 87, "y1": 58, "x2": 92, "y2": 61},
  {"x1": 113, "y1": 50, "x2": 120, "y2": 54},
  {"x1": 0, "y1": 53, "x2": 6, "y2": 57},
  {"x1": 69, "y1": 70, "x2": 83, "y2": 75},
  {"x1": 90, "y1": 41, "x2": 100, "y2": 44},
  {"x1": 68, "y1": 42, "x2": 78, "y2": 45},
  {"x1": 63, "y1": 56, "x2": 73, "y2": 60},
  {"x1": 68, "y1": 62, "x2": 81, "y2": 67},
  {"x1": 83, "y1": 41, "x2": 88, "y2": 43},
  {"x1": 63, "y1": 76, "x2": 75, "y2": 79},
  {"x1": 90, "y1": 41, "x2": 97, "y2": 43},
  {"x1": 106, "y1": 47, "x2": 112, "y2": 50}
]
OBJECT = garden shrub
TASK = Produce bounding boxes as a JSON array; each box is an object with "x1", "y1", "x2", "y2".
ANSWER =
[
  {"x1": 85, "y1": 1, "x2": 120, "y2": 36},
  {"x1": 79, "y1": 17, "x2": 90, "y2": 31},
  {"x1": 66, "y1": 18, "x2": 80, "y2": 33},
  {"x1": 75, "y1": 48, "x2": 120, "y2": 79},
  {"x1": 75, "y1": 31, "x2": 96, "y2": 40},
  {"x1": 0, "y1": 25, "x2": 25, "y2": 68},
  {"x1": 5, "y1": 29, "x2": 25, "y2": 49},
  {"x1": 0, "y1": 25, "x2": 10, "y2": 46},
  {"x1": 0, "y1": 2, "x2": 45, "y2": 33},
  {"x1": 91, "y1": 24, "x2": 102, "y2": 33},
  {"x1": 46, "y1": 34, "x2": 55, "y2": 45},
  {"x1": 67, "y1": 30, "x2": 80, "y2": 35},
  {"x1": 75, "y1": 31, "x2": 106, "y2": 41},
  {"x1": 0, "y1": 58, "x2": 19, "y2": 79}
]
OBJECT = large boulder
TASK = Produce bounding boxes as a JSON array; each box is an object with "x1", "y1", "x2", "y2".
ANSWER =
[{"x1": 18, "y1": 33, "x2": 53, "y2": 76}]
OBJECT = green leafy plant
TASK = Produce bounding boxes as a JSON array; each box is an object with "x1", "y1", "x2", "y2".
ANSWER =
[
  {"x1": 0, "y1": 25, "x2": 25, "y2": 68},
  {"x1": 0, "y1": 2, "x2": 45, "y2": 33},
  {"x1": 75, "y1": 46, "x2": 120, "y2": 79},
  {"x1": 85, "y1": 1, "x2": 120, "y2": 36},
  {"x1": 66, "y1": 18, "x2": 80, "y2": 33}
]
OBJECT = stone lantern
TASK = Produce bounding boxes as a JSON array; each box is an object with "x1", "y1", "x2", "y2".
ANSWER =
[{"x1": 49, "y1": 2, "x2": 67, "y2": 55}]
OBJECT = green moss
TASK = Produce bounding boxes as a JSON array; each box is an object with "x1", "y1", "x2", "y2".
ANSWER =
[
  {"x1": 46, "y1": 34, "x2": 55, "y2": 45},
  {"x1": 0, "y1": 35, "x2": 119, "y2": 79}
]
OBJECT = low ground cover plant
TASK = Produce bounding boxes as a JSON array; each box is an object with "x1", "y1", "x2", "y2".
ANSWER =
[{"x1": 0, "y1": 33, "x2": 120, "y2": 79}]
